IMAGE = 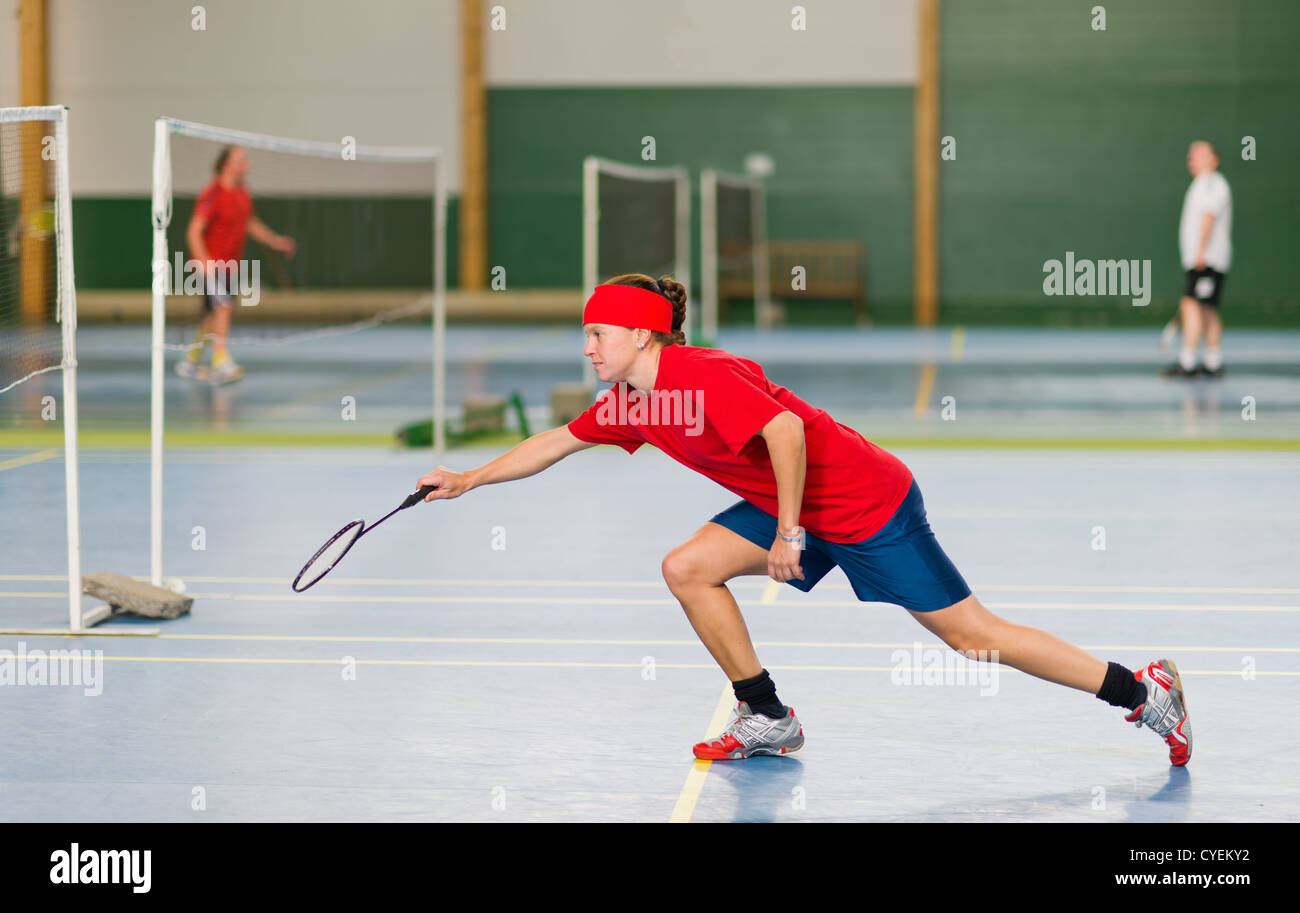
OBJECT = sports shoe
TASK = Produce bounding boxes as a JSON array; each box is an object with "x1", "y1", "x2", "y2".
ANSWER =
[
  {"x1": 175, "y1": 359, "x2": 209, "y2": 381},
  {"x1": 1125, "y1": 658, "x2": 1192, "y2": 766},
  {"x1": 692, "y1": 702, "x2": 804, "y2": 760},
  {"x1": 1198, "y1": 364, "x2": 1225, "y2": 378},
  {"x1": 1159, "y1": 363, "x2": 1198, "y2": 378},
  {"x1": 209, "y1": 357, "x2": 244, "y2": 385}
]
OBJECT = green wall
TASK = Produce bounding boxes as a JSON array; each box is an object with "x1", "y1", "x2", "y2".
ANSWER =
[
  {"x1": 487, "y1": 86, "x2": 915, "y2": 322},
  {"x1": 70, "y1": 196, "x2": 459, "y2": 290},
  {"x1": 939, "y1": 0, "x2": 1300, "y2": 326}
]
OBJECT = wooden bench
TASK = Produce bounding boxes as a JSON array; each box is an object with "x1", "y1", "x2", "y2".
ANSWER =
[{"x1": 718, "y1": 240, "x2": 868, "y2": 326}]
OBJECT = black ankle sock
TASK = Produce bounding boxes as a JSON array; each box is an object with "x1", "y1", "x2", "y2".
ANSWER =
[
  {"x1": 1096, "y1": 662, "x2": 1145, "y2": 711},
  {"x1": 733, "y1": 669, "x2": 786, "y2": 719}
]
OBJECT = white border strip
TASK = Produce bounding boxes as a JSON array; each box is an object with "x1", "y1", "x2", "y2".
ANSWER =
[
  {"x1": 163, "y1": 117, "x2": 437, "y2": 162},
  {"x1": 0, "y1": 105, "x2": 63, "y2": 123},
  {"x1": 584, "y1": 155, "x2": 688, "y2": 183}
]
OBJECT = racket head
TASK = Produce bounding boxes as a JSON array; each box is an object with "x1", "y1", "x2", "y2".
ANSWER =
[{"x1": 292, "y1": 519, "x2": 364, "y2": 592}]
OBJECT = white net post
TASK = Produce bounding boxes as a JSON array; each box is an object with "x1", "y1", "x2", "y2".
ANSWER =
[
  {"x1": 700, "y1": 169, "x2": 771, "y2": 335},
  {"x1": 433, "y1": 142, "x2": 448, "y2": 454},
  {"x1": 751, "y1": 176, "x2": 771, "y2": 331},
  {"x1": 700, "y1": 169, "x2": 718, "y2": 342},
  {"x1": 146, "y1": 117, "x2": 443, "y2": 582},
  {"x1": 0, "y1": 106, "x2": 85, "y2": 632},
  {"x1": 581, "y1": 156, "x2": 690, "y2": 388},
  {"x1": 149, "y1": 117, "x2": 169, "y2": 587},
  {"x1": 52, "y1": 108, "x2": 84, "y2": 630},
  {"x1": 581, "y1": 156, "x2": 598, "y2": 388},
  {"x1": 675, "y1": 168, "x2": 692, "y2": 330}
]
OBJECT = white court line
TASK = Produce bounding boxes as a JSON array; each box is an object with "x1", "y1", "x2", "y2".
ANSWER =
[
  {"x1": 70, "y1": 634, "x2": 1300, "y2": 653},
  {"x1": 3, "y1": 630, "x2": 1299, "y2": 654},
  {"x1": 6, "y1": 590, "x2": 1300, "y2": 613},
  {"x1": 7, "y1": 655, "x2": 1293, "y2": 676},
  {"x1": 119, "y1": 593, "x2": 1300, "y2": 613},
  {"x1": 5, "y1": 631, "x2": 1297, "y2": 654},
  {"x1": 5, "y1": 575, "x2": 1300, "y2": 595}
]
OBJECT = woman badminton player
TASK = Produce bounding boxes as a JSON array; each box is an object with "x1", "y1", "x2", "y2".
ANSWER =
[{"x1": 417, "y1": 275, "x2": 1192, "y2": 765}]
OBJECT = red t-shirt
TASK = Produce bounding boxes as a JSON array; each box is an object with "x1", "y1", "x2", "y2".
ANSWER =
[
  {"x1": 566, "y1": 344, "x2": 913, "y2": 543},
  {"x1": 193, "y1": 180, "x2": 252, "y2": 264}
]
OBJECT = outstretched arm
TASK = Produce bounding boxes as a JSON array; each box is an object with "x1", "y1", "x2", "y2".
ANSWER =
[
  {"x1": 418, "y1": 426, "x2": 597, "y2": 501},
  {"x1": 247, "y1": 215, "x2": 296, "y2": 256}
]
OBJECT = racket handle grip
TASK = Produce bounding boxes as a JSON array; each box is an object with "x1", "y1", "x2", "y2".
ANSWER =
[{"x1": 401, "y1": 484, "x2": 438, "y2": 509}]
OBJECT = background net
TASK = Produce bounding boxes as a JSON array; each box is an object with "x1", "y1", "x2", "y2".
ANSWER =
[
  {"x1": 162, "y1": 127, "x2": 437, "y2": 357},
  {"x1": 594, "y1": 168, "x2": 679, "y2": 285},
  {"x1": 0, "y1": 115, "x2": 61, "y2": 399}
]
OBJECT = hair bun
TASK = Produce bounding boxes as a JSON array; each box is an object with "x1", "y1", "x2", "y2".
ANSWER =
[{"x1": 657, "y1": 276, "x2": 687, "y2": 308}]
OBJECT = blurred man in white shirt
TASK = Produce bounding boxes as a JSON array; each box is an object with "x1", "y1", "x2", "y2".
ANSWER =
[{"x1": 1162, "y1": 141, "x2": 1232, "y2": 377}]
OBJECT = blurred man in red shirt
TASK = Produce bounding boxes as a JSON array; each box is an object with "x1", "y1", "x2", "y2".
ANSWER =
[{"x1": 177, "y1": 145, "x2": 296, "y2": 383}]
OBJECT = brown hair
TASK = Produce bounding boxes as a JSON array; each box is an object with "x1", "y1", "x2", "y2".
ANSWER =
[
  {"x1": 214, "y1": 145, "x2": 236, "y2": 175},
  {"x1": 603, "y1": 273, "x2": 688, "y2": 347}
]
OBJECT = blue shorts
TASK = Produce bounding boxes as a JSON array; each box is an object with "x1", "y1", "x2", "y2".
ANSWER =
[{"x1": 708, "y1": 479, "x2": 972, "y2": 613}]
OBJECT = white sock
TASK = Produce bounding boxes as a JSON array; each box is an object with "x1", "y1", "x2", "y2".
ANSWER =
[
  {"x1": 1204, "y1": 346, "x2": 1222, "y2": 371},
  {"x1": 1179, "y1": 347, "x2": 1196, "y2": 371}
]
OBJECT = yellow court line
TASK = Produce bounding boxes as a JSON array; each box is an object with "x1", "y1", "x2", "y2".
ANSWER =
[
  {"x1": 6, "y1": 574, "x2": 1300, "y2": 596},
  {"x1": 913, "y1": 362, "x2": 936, "y2": 415},
  {"x1": 0, "y1": 449, "x2": 58, "y2": 472},
  {"x1": 951, "y1": 326, "x2": 966, "y2": 362},
  {"x1": 760, "y1": 580, "x2": 781, "y2": 604},
  {"x1": 670, "y1": 682, "x2": 735, "y2": 824}
]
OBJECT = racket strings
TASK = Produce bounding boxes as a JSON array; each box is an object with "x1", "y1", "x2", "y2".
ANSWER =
[{"x1": 297, "y1": 523, "x2": 363, "y2": 589}]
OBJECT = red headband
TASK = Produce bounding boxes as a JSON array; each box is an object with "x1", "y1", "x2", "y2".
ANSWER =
[{"x1": 582, "y1": 284, "x2": 672, "y2": 334}]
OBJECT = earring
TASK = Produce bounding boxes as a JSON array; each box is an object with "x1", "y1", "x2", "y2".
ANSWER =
[{"x1": 637, "y1": 342, "x2": 645, "y2": 350}]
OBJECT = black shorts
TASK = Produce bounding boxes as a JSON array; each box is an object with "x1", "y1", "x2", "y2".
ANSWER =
[{"x1": 1184, "y1": 267, "x2": 1226, "y2": 306}]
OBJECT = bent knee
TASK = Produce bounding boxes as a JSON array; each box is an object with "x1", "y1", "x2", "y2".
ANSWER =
[{"x1": 661, "y1": 547, "x2": 714, "y2": 592}]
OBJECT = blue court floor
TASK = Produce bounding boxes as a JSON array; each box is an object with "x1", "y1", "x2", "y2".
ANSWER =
[
  {"x1": 2, "y1": 445, "x2": 1297, "y2": 821},
  {"x1": 4, "y1": 324, "x2": 1299, "y2": 441}
]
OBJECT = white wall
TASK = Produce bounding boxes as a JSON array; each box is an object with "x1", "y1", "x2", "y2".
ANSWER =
[
  {"x1": 485, "y1": 0, "x2": 916, "y2": 86},
  {"x1": 7, "y1": 0, "x2": 917, "y2": 194},
  {"x1": 47, "y1": 0, "x2": 459, "y2": 193}
]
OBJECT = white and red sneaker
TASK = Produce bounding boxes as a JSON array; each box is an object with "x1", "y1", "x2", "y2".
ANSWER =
[
  {"x1": 693, "y1": 702, "x2": 805, "y2": 760},
  {"x1": 1125, "y1": 659, "x2": 1192, "y2": 766}
]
